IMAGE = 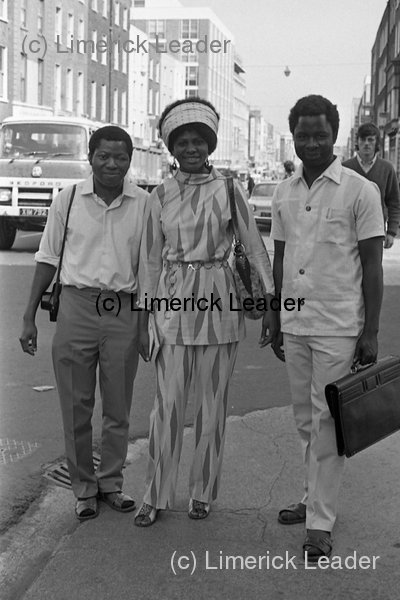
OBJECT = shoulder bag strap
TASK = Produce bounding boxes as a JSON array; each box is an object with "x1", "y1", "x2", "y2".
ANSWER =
[
  {"x1": 54, "y1": 183, "x2": 77, "y2": 286},
  {"x1": 226, "y1": 177, "x2": 240, "y2": 241}
]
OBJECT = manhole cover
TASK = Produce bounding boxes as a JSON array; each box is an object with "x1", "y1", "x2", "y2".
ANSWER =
[
  {"x1": 0, "y1": 438, "x2": 40, "y2": 465},
  {"x1": 43, "y1": 453, "x2": 101, "y2": 489}
]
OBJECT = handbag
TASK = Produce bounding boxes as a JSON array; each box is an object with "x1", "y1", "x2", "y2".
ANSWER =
[
  {"x1": 226, "y1": 177, "x2": 265, "y2": 320},
  {"x1": 325, "y1": 355, "x2": 400, "y2": 458},
  {"x1": 40, "y1": 184, "x2": 76, "y2": 322}
]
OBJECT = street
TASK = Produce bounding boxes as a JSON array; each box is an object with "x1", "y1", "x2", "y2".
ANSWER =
[{"x1": 0, "y1": 230, "x2": 292, "y2": 533}]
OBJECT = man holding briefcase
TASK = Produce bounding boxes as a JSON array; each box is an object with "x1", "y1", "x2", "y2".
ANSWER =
[
  {"x1": 20, "y1": 126, "x2": 149, "y2": 521},
  {"x1": 266, "y1": 95, "x2": 385, "y2": 561}
]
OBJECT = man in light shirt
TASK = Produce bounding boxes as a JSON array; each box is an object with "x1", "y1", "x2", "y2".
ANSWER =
[
  {"x1": 20, "y1": 126, "x2": 149, "y2": 521},
  {"x1": 343, "y1": 122, "x2": 400, "y2": 248},
  {"x1": 267, "y1": 95, "x2": 384, "y2": 561}
]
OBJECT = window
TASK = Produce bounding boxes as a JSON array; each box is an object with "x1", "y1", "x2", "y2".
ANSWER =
[
  {"x1": 0, "y1": 46, "x2": 7, "y2": 99},
  {"x1": 114, "y1": 2, "x2": 120, "y2": 25},
  {"x1": 38, "y1": 0, "x2": 44, "y2": 32},
  {"x1": 21, "y1": 0, "x2": 27, "y2": 28},
  {"x1": 121, "y1": 47, "x2": 127, "y2": 73},
  {"x1": 113, "y1": 41, "x2": 119, "y2": 70},
  {"x1": 113, "y1": 88, "x2": 118, "y2": 122},
  {"x1": 181, "y1": 50, "x2": 198, "y2": 63},
  {"x1": 66, "y1": 69, "x2": 73, "y2": 111},
  {"x1": 78, "y1": 18, "x2": 85, "y2": 46},
  {"x1": 185, "y1": 66, "x2": 198, "y2": 87},
  {"x1": 91, "y1": 81, "x2": 97, "y2": 118},
  {"x1": 181, "y1": 20, "x2": 198, "y2": 39},
  {"x1": 101, "y1": 34, "x2": 107, "y2": 64},
  {"x1": 91, "y1": 0, "x2": 98, "y2": 11},
  {"x1": 102, "y1": 0, "x2": 108, "y2": 19},
  {"x1": 67, "y1": 13, "x2": 74, "y2": 42},
  {"x1": 20, "y1": 54, "x2": 27, "y2": 102},
  {"x1": 38, "y1": 59, "x2": 44, "y2": 105},
  {"x1": 134, "y1": 0, "x2": 145, "y2": 6},
  {"x1": 91, "y1": 30, "x2": 97, "y2": 61},
  {"x1": 0, "y1": 0, "x2": 8, "y2": 21},
  {"x1": 148, "y1": 20, "x2": 165, "y2": 38},
  {"x1": 123, "y1": 7, "x2": 128, "y2": 30},
  {"x1": 55, "y1": 64, "x2": 61, "y2": 110},
  {"x1": 101, "y1": 84, "x2": 107, "y2": 120},
  {"x1": 121, "y1": 91, "x2": 127, "y2": 125},
  {"x1": 55, "y1": 7, "x2": 62, "y2": 43},
  {"x1": 77, "y1": 71, "x2": 84, "y2": 116}
]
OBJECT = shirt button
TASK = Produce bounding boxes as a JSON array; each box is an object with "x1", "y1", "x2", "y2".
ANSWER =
[
  {"x1": 306, "y1": 205, "x2": 311, "y2": 211},
  {"x1": 299, "y1": 269, "x2": 305, "y2": 275}
]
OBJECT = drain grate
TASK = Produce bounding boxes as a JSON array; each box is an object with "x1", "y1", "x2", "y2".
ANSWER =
[
  {"x1": 0, "y1": 438, "x2": 40, "y2": 465},
  {"x1": 43, "y1": 453, "x2": 101, "y2": 489}
]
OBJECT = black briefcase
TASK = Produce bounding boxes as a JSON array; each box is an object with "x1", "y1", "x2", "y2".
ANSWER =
[{"x1": 325, "y1": 355, "x2": 400, "y2": 458}]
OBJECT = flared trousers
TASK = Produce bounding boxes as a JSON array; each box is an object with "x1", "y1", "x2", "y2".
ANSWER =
[{"x1": 143, "y1": 342, "x2": 239, "y2": 509}]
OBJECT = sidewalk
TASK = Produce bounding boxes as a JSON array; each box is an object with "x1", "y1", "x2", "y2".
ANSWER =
[
  {"x1": 1, "y1": 241, "x2": 400, "y2": 600},
  {"x1": 2, "y1": 405, "x2": 399, "y2": 600}
]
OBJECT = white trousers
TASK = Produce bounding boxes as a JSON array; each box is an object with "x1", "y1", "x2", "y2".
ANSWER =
[{"x1": 283, "y1": 333, "x2": 358, "y2": 531}]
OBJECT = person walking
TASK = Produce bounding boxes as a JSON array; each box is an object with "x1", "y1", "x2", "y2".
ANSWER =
[
  {"x1": 266, "y1": 95, "x2": 384, "y2": 560},
  {"x1": 343, "y1": 122, "x2": 400, "y2": 248},
  {"x1": 20, "y1": 126, "x2": 149, "y2": 521},
  {"x1": 134, "y1": 97, "x2": 274, "y2": 527}
]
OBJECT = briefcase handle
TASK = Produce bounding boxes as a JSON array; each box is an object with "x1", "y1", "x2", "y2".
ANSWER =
[{"x1": 350, "y1": 360, "x2": 377, "y2": 374}]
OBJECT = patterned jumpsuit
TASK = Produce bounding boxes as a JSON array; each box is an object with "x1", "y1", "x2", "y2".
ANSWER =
[{"x1": 138, "y1": 167, "x2": 274, "y2": 509}]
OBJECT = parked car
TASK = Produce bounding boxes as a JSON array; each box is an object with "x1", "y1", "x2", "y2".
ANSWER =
[{"x1": 248, "y1": 181, "x2": 277, "y2": 228}]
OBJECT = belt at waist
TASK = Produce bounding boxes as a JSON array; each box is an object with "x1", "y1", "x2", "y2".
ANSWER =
[
  {"x1": 164, "y1": 259, "x2": 229, "y2": 271},
  {"x1": 63, "y1": 285, "x2": 136, "y2": 296}
]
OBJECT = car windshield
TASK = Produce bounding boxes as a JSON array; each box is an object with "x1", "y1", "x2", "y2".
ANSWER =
[
  {"x1": 252, "y1": 183, "x2": 277, "y2": 196},
  {"x1": 0, "y1": 123, "x2": 88, "y2": 160}
]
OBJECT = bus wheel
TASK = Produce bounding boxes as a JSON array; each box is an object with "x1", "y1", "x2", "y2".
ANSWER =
[{"x1": 0, "y1": 219, "x2": 17, "y2": 250}]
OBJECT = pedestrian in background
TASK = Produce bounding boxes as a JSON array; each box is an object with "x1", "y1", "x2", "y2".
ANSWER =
[
  {"x1": 247, "y1": 172, "x2": 255, "y2": 196},
  {"x1": 20, "y1": 126, "x2": 149, "y2": 521},
  {"x1": 134, "y1": 97, "x2": 274, "y2": 527},
  {"x1": 265, "y1": 95, "x2": 384, "y2": 561},
  {"x1": 283, "y1": 160, "x2": 295, "y2": 179},
  {"x1": 343, "y1": 122, "x2": 400, "y2": 248}
]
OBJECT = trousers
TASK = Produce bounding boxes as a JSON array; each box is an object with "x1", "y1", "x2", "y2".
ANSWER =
[
  {"x1": 143, "y1": 342, "x2": 239, "y2": 509},
  {"x1": 52, "y1": 286, "x2": 139, "y2": 499},
  {"x1": 283, "y1": 333, "x2": 357, "y2": 531}
]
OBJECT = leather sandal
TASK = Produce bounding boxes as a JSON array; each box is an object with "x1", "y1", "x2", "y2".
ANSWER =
[
  {"x1": 75, "y1": 496, "x2": 99, "y2": 521},
  {"x1": 303, "y1": 529, "x2": 332, "y2": 562},
  {"x1": 278, "y1": 502, "x2": 306, "y2": 525},
  {"x1": 134, "y1": 503, "x2": 159, "y2": 527},
  {"x1": 188, "y1": 498, "x2": 210, "y2": 520},
  {"x1": 99, "y1": 491, "x2": 136, "y2": 513}
]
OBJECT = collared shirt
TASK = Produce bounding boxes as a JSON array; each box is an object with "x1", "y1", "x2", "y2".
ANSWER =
[
  {"x1": 35, "y1": 175, "x2": 149, "y2": 293},
  {"x1": 356, "y1": 152, "x2": 377, "y2": 173},
  {"x1": 271, "y1": 157, "x2": 384, "y2": 336}
]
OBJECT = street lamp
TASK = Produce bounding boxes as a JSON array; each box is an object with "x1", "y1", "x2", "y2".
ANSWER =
[{"x1": 284, "y1": 65, "x2": 291, "y2": 77}]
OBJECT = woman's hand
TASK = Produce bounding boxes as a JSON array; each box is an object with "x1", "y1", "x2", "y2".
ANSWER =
[{"x1": 138, "y1": 327, "x2": 150, "y2": 362}]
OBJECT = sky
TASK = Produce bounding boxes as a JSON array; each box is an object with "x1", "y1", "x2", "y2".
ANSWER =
[{"x1": 181, "y1": 0, "x2": 389, "y2": 145}]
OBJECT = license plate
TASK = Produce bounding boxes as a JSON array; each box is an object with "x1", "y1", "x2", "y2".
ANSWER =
[{"x1": 19, "y1": 207, "x2": 48, "y2": 217}]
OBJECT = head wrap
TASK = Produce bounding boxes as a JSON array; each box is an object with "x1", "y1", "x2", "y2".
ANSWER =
[{"x1": 160, "y1": 102, "x2": 219, "y2": 152}]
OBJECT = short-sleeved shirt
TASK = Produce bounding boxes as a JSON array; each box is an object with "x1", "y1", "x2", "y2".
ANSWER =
[
  {"x1": 35, "y1": 175, "x2": 149, "y2": 293},
  {"x1": 271, "y1": 157, "x2": 384, "y2": 336}
]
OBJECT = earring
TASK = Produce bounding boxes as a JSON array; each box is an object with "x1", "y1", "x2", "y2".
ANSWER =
[
  {"x1": 172, "y1": 158, "x2": 178, "y2": 170},
  {"x1": 205, "y1": 158, "x2": 210, "y2": 169}
]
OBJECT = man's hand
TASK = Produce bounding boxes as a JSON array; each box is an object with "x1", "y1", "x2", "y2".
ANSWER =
[
  {"x1": 384, "y1": 233, "x2": 394, "y2": 249},
  {"x1": 352, "y1": 331, "x2": 378, "y2": 368},
  {"x1": 137, "y1": 327, "x2": 150, "y2": 362},
  {"x1": 259, "y1": 309, "x2": 285, "y2": 361},
  {"x1": 19, "y1": 319, "x2": 38, "y2": 356}
]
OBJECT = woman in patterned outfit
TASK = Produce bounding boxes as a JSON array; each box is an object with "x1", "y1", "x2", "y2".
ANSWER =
[{"x1": 134, "y1": 98, "x2": 274, "y2": 526}]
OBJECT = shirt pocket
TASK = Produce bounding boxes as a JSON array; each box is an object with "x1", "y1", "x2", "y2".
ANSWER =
[{"x1": 317, "y1": 208, "x2": 354, "y2": 245}]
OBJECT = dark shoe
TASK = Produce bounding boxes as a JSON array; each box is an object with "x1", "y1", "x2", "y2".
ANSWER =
[
  {"x1": 75, "y1": 496, "x2": 99, "y2": 521},
  {"x1": 278, "y1": 502, "x2": 306, "y2": 525},
  {"x1": 134, "y1": 503, "x2": 159, "y2": 527},
  {"x1": 303, "y1": 529, "x2": 332, "y2": 562},
  {"x1": 99, "y1": 491, "x2": 136, "y2": 513},
  {"x1": 188, "y1": 498, "x2": 210, "y2": 520}
]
